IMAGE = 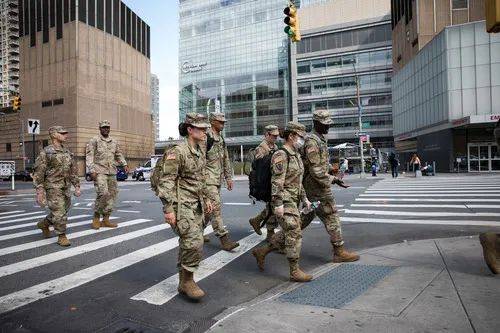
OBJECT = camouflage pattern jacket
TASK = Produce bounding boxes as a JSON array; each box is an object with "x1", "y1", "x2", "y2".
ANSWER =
[
  {"x1": 86, "y1": 135, "x2": 127, "y2": 175},
  {"x1": 271, "y1": 145, "x2": 307, "y2": 216},
  {"x1": 254, "y1": 140, "x2": 277, "y2": 160},
  {"x1": 33, "y1": 145, "x2": 80, "y2": 190},
  {"x1": 205, "y1": 129, "x2": 232, "y2": 186}
]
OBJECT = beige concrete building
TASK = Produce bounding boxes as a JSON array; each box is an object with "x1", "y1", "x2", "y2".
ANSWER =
[
  {"x1": 0, "y1": 0, "x2": 153, "y2": 174},
  {"x1": 392, "y1": 0, "x2": 486, "y2": 72}
]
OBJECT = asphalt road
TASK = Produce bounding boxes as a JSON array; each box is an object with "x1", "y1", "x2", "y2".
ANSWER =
[{"x1": 0, "y1": 174, "x2": 499, "y2": 333}]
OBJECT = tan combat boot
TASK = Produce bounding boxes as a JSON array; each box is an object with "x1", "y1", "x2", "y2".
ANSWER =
[
  {"x1": 249, "y1": 216, "x2": 263, "y2": 235},
  {"x1": 479, "y1": 232, "x2": 499, "y2": 274},
  {"x1": 178, "y1": 268, "x2": 205, "y2": 300},
  {"x1": 37, "y1": 219, "x2": 52, "y2": 238},
  {"x1": 91, "y1": 213, "x2": 101, "y2": 230},
  {"x1": 288, "y1": 259, "x2": 313, "y2": 282},
  {"x1": 252, "y1": 246, "x2": 273, "y2": 271},
  {"x1": 101, "y1": 214, "x2": 117, "y2": 228},
  {"x1": 203, "y1": 235, "x2": 210, "y2": 243},
  {"x1": 333, "y1": 245, "x2": 360, "y2": 263},
  {"x1": 219, "y1": 234, "x2": 239, "y2": 251},
  {"x1": 57, "y1": 234, "x2": 71, "y2": 247}
]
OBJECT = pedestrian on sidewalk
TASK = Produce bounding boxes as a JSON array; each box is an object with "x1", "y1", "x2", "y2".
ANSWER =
[
  {"x1": 410, "y1": 153, "x2": 421, "y2": 176},
  {"x1": 389, "y1": 152, "x2": 399, "y2": 178},
  {"x1": 157, "y1": 113, "x2": 214, "y2": 300},
  {"x1": 33, "y1": 126, "x2": 81, "y2": 247},
  {"x1": 252, "y1": 122, "x2": 314, "y2": 282}
]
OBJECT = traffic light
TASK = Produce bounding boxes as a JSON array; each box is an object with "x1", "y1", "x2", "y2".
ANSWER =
[
  {"x1": 486, "y1": 0, "x2": 500, "y2": 33},
  {"x1": 12, "y1": 96, "x2": 21, "y2": 111},
  {"x1": 284, "y1": 4, "x2": 301, "y2": 42}
]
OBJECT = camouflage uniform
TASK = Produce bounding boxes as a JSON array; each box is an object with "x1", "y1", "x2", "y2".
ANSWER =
[
  {"x1": 33, "y1": 126, "x2": 80, "y2": 235},
  {"x1": 268, "y1": 123, "x2": 308, "y2": 260},
  {"x1": 301, "y1": 111, "x2": 343, "y2": 247},
  {"x1": 86, "y1": 120, "x2": 127, "y2": 216},
  {"x1": 157, "y1": 114, "x2": 210, "y2": 273},
  {"x1": 204, "y1": 113, "x2": 233, "y2": 238}
]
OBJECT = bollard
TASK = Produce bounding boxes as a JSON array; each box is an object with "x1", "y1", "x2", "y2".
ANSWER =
[{"x1": 432, "y1": 161, "x2": 436, "y2": 176}]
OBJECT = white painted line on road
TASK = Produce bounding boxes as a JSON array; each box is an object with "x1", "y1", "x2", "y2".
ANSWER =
[
  {"x1": 0, "y1": 226, "x2": 214, "y2": 315},
  {"x1": 84, "y1": 199, "x2": 94, "y2": 201},
  {"x1": 0, "y1": 219, "x2": 157, "y2": 278},
  {"x1": 341, "y1": 217, "x2": 500, "y2": 227},
  {"x1": 123, "y1": 201, "x2": 141, "y2": 204},
  {"x1": 73, "y1": 203, "x2": 81, "y2": 206},
  {"x1": 368, "y1": 186, "x2": 500, "y2": 190},
  {"x1": 0, "y1": 215, "x2": 94, "y2": 240},
  {"x1": 365, "y1": 190, "x2": 500, "y2": 194},
  {"x1": 86, "y1": 203, "x2": 93, "y2": 207},
  {"x1": 0, "y1": 211, "x2": 43, "y2": 221},
  {"x1": 73, "y1": 207, "x2": 91, "y2": 211},
  {"x1": 356, "y1": 198, "x2": 500, "y2": 202},
  {"x1": 224, "y1": 203, "x2": 252, "y2": 206},
  {"x1": 117, "y1": 210, "x2": 141, "y2": 213},
  {"x1": 0, "y1": 210, "x2": 23, "y2": 216},
  {"x1": 0, "y1": 194, "x2": 32, "y2": 199},
  {"x1": 0, "y1": 215, "x2": 47, "y2": 226},
  {"x1": 343, "y1": 209, "x2": 500, "y2": 218},
  {"x1": 131, "y1": 229, "x2": 267, "y2": 305},
  {"x1": 361, "y1": 193, "x2": 500, "y2": 197}
]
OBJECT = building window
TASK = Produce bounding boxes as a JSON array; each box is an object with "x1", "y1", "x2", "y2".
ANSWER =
[
  {"x1": 63, "y1": 0, "x2": 69, "y2": 23},
  {"x1": 43, "y1": 0, "x2": 49, "y2": 43},
  {"x1": 30, "y1": 0, "x2": 36, "y2": 46},
  {"x1": 53, "y1": 98, "x2": 64, "y2": 105},
  {"x1": 120, "y1": 2, "x2": 125, "y2": 41},
  {"x1": 452, "y1": 0, "x2": 468, "y2": 9},
  {"x1": 113, "y1": 0, "x2": 119, "y2": 37},
  {"x1": 88, "y1": 0, "x2": 95, "y2": 26},
  {"x1": 42, "y1": 100, "x2": 53, "y2": 107},
  {"x1": 297, "y1": 62, "x2": 310, "y2": 75},
  {"x1": 132, "y1": 12, "x2": 137, "y2": 49},
  {"x1": 105, "y1": 0, "x2": 112, "y2": 33},
  {"x1": 126, "y1": 7, "x2": 131, "y2": 45},
  {"x1": 298, "y1": 82, "x2": 311, "y2": 96},
  {"x1": 19, "y1": 0, "x2": 24, "y2": 35},
  {"x1": 24, "y1": 0, "x2": 30, "y2": 36},
  {"x1": 70, "y1": 0, "x2": 75, "y2": 21},
  {"x1": 56, "y1": 0, "x2": 62, "y2": 39},
  {"x1": 36, "y1": 0, "x2": 42, "y2": 32},
  {"x1": 96, "y1": 0, "x2": 104, "y2": 30},
  {"x1": 78, "y1": 0, "x2": 86, "y2": 23},
  {"x1": 6, "y1": 143, "x2": 12, "y2": 152}
]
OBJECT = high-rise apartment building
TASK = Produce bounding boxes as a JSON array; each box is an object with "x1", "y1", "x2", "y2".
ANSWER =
[
  {"x1": 150, "y1": 73, "x2": 159, "y2": 141},
  {"x1": 0, "y1": 0, "x2": 20, "y2": 107}
]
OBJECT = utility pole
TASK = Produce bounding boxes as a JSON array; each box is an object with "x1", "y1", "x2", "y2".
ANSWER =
[{"x1": 354, "y1": 69, "x2": 365, "y2": 178}]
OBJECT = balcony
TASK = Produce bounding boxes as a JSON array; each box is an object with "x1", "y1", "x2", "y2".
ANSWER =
[{"x1": 8, "y1": 49, "x2": 19, "y2": 56}]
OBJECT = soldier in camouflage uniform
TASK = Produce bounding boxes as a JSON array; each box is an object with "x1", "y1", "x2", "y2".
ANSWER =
[
  {"x1": 86, "y1": 120, "x2": 128, "y2": 230},
  {"x1": 203, "y1": 112, "x2": 239, "y2": 251},
  {"x1": 301, "y1": 110, "x2": 359, "y2": 262},
  {"x1": 158, "y1": 113, "x2": 213, "y2": 300},
  {"x1": 249, "y1": 125, "x2": 280, "y2": 241},
  {"x1": 33, "y1": 126, "x2": 81, "y2": 247},
  {"x1": 479, "y1": 119, "x2": 500, "y2": 274},
  {"x1": 252, "y1": 122, "x2": 313, "y2": 282}
]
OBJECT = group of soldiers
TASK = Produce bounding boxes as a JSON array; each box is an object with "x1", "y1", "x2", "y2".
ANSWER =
[{"x1": 33, "y1": 121, "x2": 127, "y2": 246}]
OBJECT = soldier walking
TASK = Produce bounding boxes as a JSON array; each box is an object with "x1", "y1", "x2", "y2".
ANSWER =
[
  {"x1": 249, "y1": 125, "x2": 280, "y2": 241},
  {"x1": 33, "y1": 126, "x2": 81, "y2": 247},
  {"x1": 86, "y1": 121, "x2": 128, "y2": 230},
  {"x1": 157, "y1": 113, "x2": 213, "y2": 300},
  {"x1": 301, "y1": 110, "x2": 359, "y2": 263},
  {"x1": 203, "y1": 112, "x2": 239, "y2": 251},
  {"x1": 252, "y1": 122, "x2": 313, "y2": 282}
]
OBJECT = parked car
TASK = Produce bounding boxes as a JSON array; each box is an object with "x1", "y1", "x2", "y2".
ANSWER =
[{"x1": 7, "y1": 168, "x2": 33, "y2": 182}]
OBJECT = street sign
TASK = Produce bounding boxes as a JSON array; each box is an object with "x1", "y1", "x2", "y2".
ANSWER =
[
  {"x1": 0, "y1": 161, "x2": 15, "y2": 190},
  {"x1": 362, "y1": 122, "x2": 371, "y2": 129},
  {"x1": 27, "y1": 119, "x2": 40, "y2": 134},
  {"x1": 360, "y1": 134, "x2": 370, "y2": 143}
]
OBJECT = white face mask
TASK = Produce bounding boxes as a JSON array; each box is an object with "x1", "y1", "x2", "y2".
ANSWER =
[{"x1": 295, "y1": 137, "x2": 305, "y2": 149}]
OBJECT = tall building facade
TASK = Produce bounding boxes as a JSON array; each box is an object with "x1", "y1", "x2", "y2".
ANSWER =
[
  {"x1": 178, "y1": 0, "x2": 291, "y2": 146},
  {"x1": 0, "y1": 0, "x2": 20, "y2": 107},
  {"x1": 0, "y1": 0, "x2": 153, "y2": 173},
  {"x1": 150, "y1": 73, "x2": 159, "y2": 141},
  {"x1": 294, "y1": 0, "x2": 394, "y2": 154}
]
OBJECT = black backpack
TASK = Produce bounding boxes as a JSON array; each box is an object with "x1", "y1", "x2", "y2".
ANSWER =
[{"x1": 248, "y1": 148, "x2": 289, "y2": 203}]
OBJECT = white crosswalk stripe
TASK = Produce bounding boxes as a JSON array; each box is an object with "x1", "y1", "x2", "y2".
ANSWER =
[
  {"x1": 0, "y1": 210, "x2": 24, "y2": 216},
  {"x1": 0, "y1": 211, "x2": 46, "y2": 221}
]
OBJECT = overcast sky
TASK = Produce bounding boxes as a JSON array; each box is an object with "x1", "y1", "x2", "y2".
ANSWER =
[{"x1": 124, "y1": 0, "x2": 179, "y2": 139}]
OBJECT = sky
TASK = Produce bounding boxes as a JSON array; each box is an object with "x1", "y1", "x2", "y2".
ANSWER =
[{"x1": 124, "y1": 0, "x2": 179, "y2": 139}]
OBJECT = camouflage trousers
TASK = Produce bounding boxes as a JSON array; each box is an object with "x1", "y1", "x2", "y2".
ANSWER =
[
  {"x1": 269, "y1": 213, "x2": 302, "y2": 260},
  {"x1": 251, "y1": 205, "x2": 279, "y2": 231},
  {"x1": 42, "y1": 187, "x2": 72, "y2": 235},
  {"x1": 173, "y1": 201, "x2": 204, "y2": 272},
  {"x1": 301, "y1": 198, "x2": 344, "y2": 247},
  {"x1": 204, "y1": 185, "x2": 228, "y2": 238},
  {"x1": 93, "y1": 174, "x2": 118, "y2": 215}
]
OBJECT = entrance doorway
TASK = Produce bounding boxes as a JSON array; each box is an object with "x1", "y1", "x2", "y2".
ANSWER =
[{"x1": 468, "y1": 143, "x2": 500, "y2": 172}]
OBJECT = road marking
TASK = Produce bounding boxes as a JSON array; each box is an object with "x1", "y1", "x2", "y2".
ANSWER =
[
  {"x1": 224, "y1": 203, "x2": 252, "y2": 206},
  {"x1": 0, "y1": 210, "x2": 23, "y2": 216},
  {"x1": 86, "y1": 203, "x2": 93, "y2": 207},
  {"x1": 343, "y1": 209, "x2": 500, "y2": 217},
  {"x1": 117, "y1": 210, "x2": 141, "y2": 213},
  {"x1": 360, "y1": 193, "x2": 500, "y2": 197},
  {"x1": 73, "y1": 203, "x2": 81, "y2": 206},
  {"x1": 0, "y1": 215, "x2": 47, "y2": 226},
  {"x1": 73, "y1": 207, "x2": 91, "y2": 211},
  {"x1": 350, "y1": 204, "x2": 500, "y2": 209},
  {"x1": 123, "y1": 201, "x2": 141, "y2": 204},
  {"x1": 356, "y1": 198, "x2": 500, "y2": 202},
  {"x1": 341, "y1": 217, "x2": 500, "y2": 226},
  {"x1": 0, "y1": 215, "x2": 101, "y2": 240},
  {"x1": 0, "y1": 194, "x2": 33, "y2": 199},
  {"x1": 0, "y1": 219, "x2": 159, "y2": 278},
  {"x1": 368, "y1": 185, "x2": 500, "y2": 189},
  {"x1": 131, "y1": 229, "x2": 267, "y2": 305},
  {"x1": 0, "y1": 211, "x2": 44, "y2": 221},
  {"x1": 365, "y1": 190, "x2": 500, "y2": 194},
  {"x1": 0, "y1": 226, "x2": 214, "y2": 315}
]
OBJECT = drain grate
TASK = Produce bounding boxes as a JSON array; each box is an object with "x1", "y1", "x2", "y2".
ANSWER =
[{"x1": 280, "y1": 264, "x2": 395, "y2": 309}]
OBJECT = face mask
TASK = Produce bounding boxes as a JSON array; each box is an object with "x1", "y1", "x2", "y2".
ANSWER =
[{"x1": 295, "y1": 137, "x2": 305, "y2": 149}]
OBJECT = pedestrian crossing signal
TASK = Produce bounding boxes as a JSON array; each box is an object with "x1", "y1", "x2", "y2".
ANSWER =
[
  {"x1": 284, "y1": 4, "x2": 301, "y2": 42},
  {"x1": 12, "y1": 96, "x2": 21, "y2": 111}
]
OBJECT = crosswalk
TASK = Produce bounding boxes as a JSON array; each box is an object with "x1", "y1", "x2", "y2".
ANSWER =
[{"x1": 340, "y1": 175, "x2": 500, "y2": 227}]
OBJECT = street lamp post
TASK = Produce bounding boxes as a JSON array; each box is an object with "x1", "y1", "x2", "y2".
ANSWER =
[{"x1": 354, "y1": 67, "x2": 365, "y2": 178}]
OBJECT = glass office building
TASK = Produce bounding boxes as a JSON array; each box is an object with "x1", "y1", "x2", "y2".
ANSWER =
[{"x1": 179, "y1": 0, "x2": 291, "y2": 143}]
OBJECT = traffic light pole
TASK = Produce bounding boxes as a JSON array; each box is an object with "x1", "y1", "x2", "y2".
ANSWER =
[
  {"x1": 32, "y1": 134, "x2": 36, "y2": 168},
  {"x1": 356, "y1": 75, "x2": 365, "y2": 179}
]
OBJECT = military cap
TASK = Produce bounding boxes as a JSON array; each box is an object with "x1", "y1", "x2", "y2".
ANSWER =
[
  {"x1": 48, "y1": 125, "x2": 68, "y2": 135},
  {"x1": 286, "y1": 121, "x2": 306, "y2": 138},
  {"x1": 313, "y1": 109, "x2": 333, "y2": 125},
  {"x1": 264, "y1": 125, "x2": 279, "y2": 136},
  {"x1": 99, "y1": 120, "x2": 111, "y2": 128},
  {"x1": 209, "y1": 112, "x2": 226, "y2": 122},
  {"x1": 184, "y1": 113, "x2": 210, "y2": 128}
]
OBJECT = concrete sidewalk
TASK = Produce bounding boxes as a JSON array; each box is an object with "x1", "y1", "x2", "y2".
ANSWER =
[{"x1": 209, "y1": 236, "x2": 499, "y2": 333}]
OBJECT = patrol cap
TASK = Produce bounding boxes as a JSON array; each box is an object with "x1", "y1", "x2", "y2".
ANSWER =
[
  {"x1": 184, "y1": 113, "x2": 210, "y2": 129},
  {"x1": 99, "y1": 120, "x2": 111, "y2": 128},
  {"x1": 48, "y1": 126, "x2": 68, "y2": 135},
  {"x1": 286, "y1": 121, "x2": 306, "y2": 138},
  {"x1": 264, "y1": 125, "x2": 279, "y2": 136},
  {"x1": 313, "y1": 109, "x2": 333, "y2": 125},
  {"x1": 209, "y1": 112, "x2": 226, "y2": 123}
]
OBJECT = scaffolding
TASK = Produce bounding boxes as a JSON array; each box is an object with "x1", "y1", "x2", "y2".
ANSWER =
[{"x1": 0, "y1": 0, "x2": 20, "y2": 108}]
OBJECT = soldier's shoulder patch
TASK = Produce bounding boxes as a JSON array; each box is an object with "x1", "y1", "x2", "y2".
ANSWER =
[
  {"x1": 306, "y1": 145, "x2": 319, "y2": 154},
  {"x1": 272, "y1": 151, "x2": 285, "y2": 164}
]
